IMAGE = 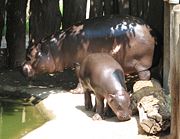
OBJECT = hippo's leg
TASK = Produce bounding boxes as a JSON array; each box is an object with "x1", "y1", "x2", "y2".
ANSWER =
[
  {"x1": 84, "y1": 90, "x2": 93, "y2": 110},
  {"x1": 70, "y1": 64, "x2": 84, "y2": 94},
  {"x1": 92, "y1": 94, "x2": 104, "y2": 120},
  {"x1": 70, "y1": 82, "x2": 84, "y2": 94}
]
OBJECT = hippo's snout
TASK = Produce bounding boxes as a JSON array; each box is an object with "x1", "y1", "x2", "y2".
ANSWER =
[
  {"x1": 22, "y1": 63, "x2": 35, "y2": 78},
  {"x1": 116, "y1": 110, "x2": 132, "y2": 121}
]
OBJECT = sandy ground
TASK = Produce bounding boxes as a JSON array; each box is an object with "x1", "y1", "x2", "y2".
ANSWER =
[{"x1": 22, "y1": 92, "x2": 159, "y2": 139}]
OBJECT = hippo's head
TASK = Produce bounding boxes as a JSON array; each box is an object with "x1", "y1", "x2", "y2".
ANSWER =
[
  {"x1": 107, "y1": 91, "x2": 132, "y2": 121},
  {"x1": 22, "y1": 43, "x2": 57, "y2": 78}
]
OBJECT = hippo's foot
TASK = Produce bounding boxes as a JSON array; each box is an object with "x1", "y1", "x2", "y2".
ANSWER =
[
  {"x1": 70, "y1": 83, "x2": 84, "y2": 94},
  {"x1": 85, "y1": 103, "x2": 93, "y2": 111},
  {"x1": 92, "y1": 113, "x2": 103, "y2": 120}
]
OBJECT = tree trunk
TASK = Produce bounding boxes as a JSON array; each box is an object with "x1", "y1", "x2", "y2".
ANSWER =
[
  {"x1": 63, "y1": 0, "x2": 87, "y2": 29},
  {"x1": 29, "y1": 0, "x2": 62, "y2": 46},
  {"x1": 6, "y1": 0, "x2": 27, "y2": 68},
  {"x1": 0, "y1": 0, "x2": 5, "y2": 48}
]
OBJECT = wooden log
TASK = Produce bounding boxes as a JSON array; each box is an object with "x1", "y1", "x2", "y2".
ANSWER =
[
  {"x1": 137, "y1": 95, "x2": 170, "y2": 134},
  {"x1": 131, "y1": 80, "x2": 171, "y2": 135}
]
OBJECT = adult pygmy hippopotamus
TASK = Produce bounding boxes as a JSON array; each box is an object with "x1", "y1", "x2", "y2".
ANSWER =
[
  {"x1": 22, "y1": 15, "x2": 158, "y2": 82},
  {"x1": 79, "y1": 53, "x2": 131, "y2": 121}
]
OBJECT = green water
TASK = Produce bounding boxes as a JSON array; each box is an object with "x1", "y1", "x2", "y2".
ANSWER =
[{"x1": 0, "y1": 102, "x2": 47, "y2": 139}]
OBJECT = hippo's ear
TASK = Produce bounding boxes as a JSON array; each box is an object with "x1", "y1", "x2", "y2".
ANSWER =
[{"x1": 107, "y1": 94, "x2": 115, "y2": 103}]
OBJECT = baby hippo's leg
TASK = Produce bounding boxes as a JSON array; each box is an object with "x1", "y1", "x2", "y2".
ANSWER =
[
  {"x1": 92, "y1": 94, "x2": 104, "y2": 120},
  {"x1": 84, "y1": 90, "x2": 93, "y2": 110}
]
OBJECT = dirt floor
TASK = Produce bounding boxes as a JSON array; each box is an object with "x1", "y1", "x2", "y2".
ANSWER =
[{"x1": 0, "y1": 68, "x2": 169, "y2": 139}]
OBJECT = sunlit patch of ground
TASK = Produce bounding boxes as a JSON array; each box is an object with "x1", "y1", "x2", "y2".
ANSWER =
[{"x1": 22, "y1": 93, "x2": 160, "y2": 139}]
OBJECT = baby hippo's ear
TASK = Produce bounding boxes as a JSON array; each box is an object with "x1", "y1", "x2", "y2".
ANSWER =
[{"x1": 107, "y1": 94, "x2": 116, "y2": 103}]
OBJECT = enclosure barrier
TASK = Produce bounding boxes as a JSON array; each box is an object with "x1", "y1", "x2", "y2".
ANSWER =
[
  {"x1": 169, "y1": 4, "x2": 180, "y2": 139},
  {"x1": 163, "y1": 0, "x2": 179, "y2": 92}
]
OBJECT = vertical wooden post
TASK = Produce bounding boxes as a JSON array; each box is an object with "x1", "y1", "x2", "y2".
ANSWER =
[
  {"x1": 89, "y1": 0, "x2": 103, "y2": 18},
  {"x1": 0, "y1": 0, "x2": 5, "y2": 48},
  {"x1": 169, "y1": 4, "x2": 180, "y2": 139},
  {"x1": 6, "y1": 0, "x2": 27, "y2": 68},
  {"x1": 103, "y1": 0, "x2": 114, "y2": 16},
  {"x1": 163, "y1": 1, "x2": 179, "y2": 93},
  {"x1": 173, "y1": 5, "x2": 180, "y2": 139},
  {"x1": 63, "y1": 0, "x2": 87, "y2": 29},
  {"x1": 29, "y1": 0, "x2": 62, "y2": 46},
  {"x1": 177, "y1": 24, "x2": 180, "y2": 139},
  {"x1": 163, "y1": 1, "x2": 171, "y2": 93}
]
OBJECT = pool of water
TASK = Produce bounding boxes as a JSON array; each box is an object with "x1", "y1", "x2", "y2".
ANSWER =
[{"x1": 0, "y1": 101, "x2": 47, "y2": 139}]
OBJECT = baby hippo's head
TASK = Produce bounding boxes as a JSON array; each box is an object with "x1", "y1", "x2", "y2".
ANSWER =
[{"x1": 107, "y1": 91, "x2": 132, "y2": 121}]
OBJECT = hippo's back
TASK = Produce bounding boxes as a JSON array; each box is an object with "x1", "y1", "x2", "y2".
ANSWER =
[
  {"x1": 80, "y1": 53, "x2": 126, "y2": 92},
  {"x1": 82, "y1": 15, "x2": 149, "y2": 39},
  {"x1": 62, "y1": 15, "x2": 155, "y2": 74}
]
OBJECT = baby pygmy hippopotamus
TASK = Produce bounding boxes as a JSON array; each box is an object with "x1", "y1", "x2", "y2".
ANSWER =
[{"x1": 79, "y1": 53, "x2": 132, "y2": 121}]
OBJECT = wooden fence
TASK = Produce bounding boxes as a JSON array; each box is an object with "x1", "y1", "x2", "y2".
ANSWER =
[
  {"x1": 169, "y1": 4, "x2": 180, "y2": 139},
  {"x1": 164, "y1": 1, "x2": 180, "y2": 138},
  {"x1": 0, "y1": 0, "x2": 164, "y2": 68}
]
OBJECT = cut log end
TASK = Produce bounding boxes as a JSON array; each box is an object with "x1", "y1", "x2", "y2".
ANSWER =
[{"x1": 131, "y1": 80, "x2": 171, "y2": 135}]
